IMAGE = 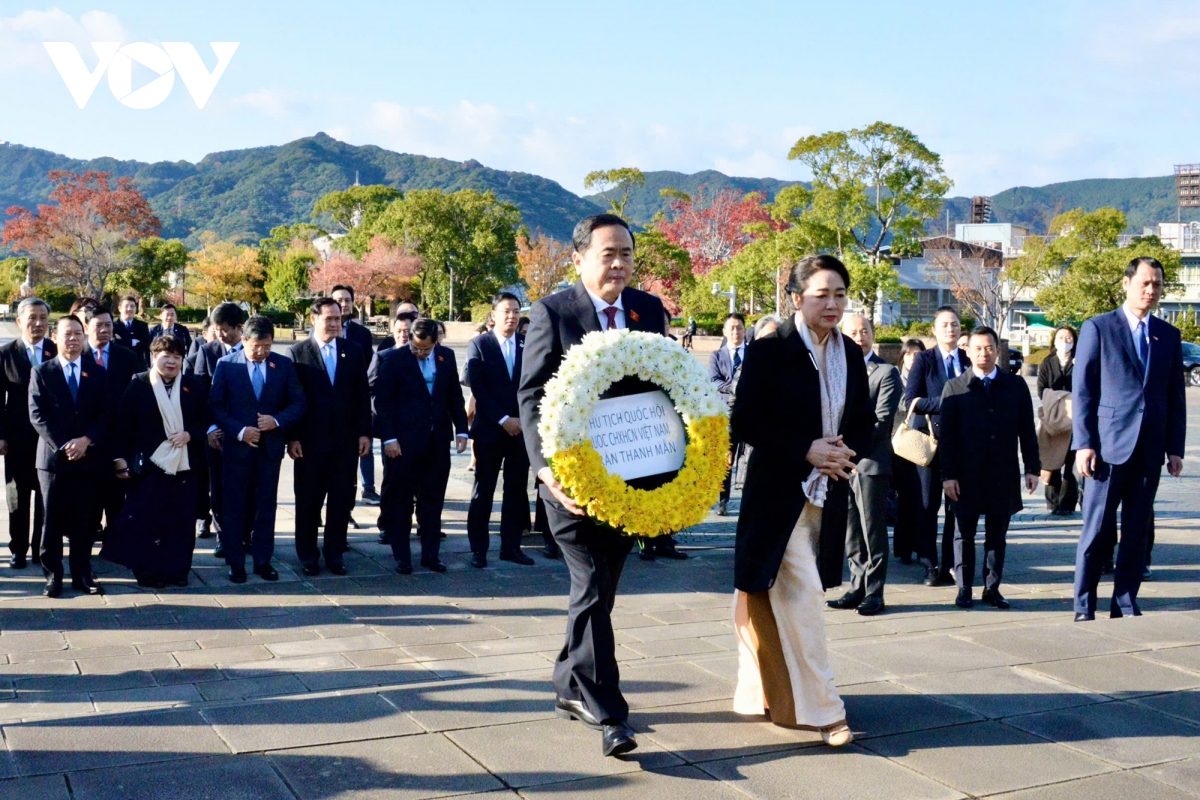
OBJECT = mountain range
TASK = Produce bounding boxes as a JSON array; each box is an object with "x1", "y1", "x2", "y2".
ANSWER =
[{"x1": 0, "y1": 133, "x2": 1195, "y2": 249}]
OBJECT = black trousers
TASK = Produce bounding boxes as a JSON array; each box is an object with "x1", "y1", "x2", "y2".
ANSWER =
[
  {"x1": 195, "y1": 445, "x2": 211, "y2": 524},
  {"x1": 892, "y1": 457, "x2": 920, "y2": 559},
  {"x1": 543, "y1": 484, "x2": 634, "y2": 724},
  {"x1": 294, "y1": 446, "x2": 358, "y2": 565},
  {"x1": 1074, "y1": 445, "x2": 1159, "y2": 617},
  {"x1": 6, "y1": 454, "x2": 43, "y2": 559},
  {"x1": 93, "y1": 469, "x2": 126, "y2": 538},
  {"x1": 847, "y1": 473, "x2": 889, "y2": 598},
  {"x1": 467, "y1": 435, "x2": 531, "y2": 557},
  {"x1": 207, "y1": 443, "x2": 225, "y2": 534},
  {"x1": 38, "y1": 467, "x2": 99, "y2": 580},
  {"x1": 532, "y1": 477, "x2": 555, "y2": 549},
  {"x1": 383, "y1": 433, "x2": 451, "y2": 566},
  {"x1": 916, "y1": 455, "x2": 956, "y2": 571},
  {"x1": 1045, "y1": 451, "x2": 1079, "y2": 513},
  {"x1": 953, "y1": 506, "x2": 1010, "y2": 591},
  {"x1": 220, "y1": 451, "x2": 282, "y2": 569}
]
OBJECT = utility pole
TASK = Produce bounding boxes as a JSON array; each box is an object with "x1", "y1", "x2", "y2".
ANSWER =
[{"x1": 712, "y1": 282, "x2": 736, "y2": 313}]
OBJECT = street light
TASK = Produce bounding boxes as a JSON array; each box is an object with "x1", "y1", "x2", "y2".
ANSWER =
[{"x1": 712, "y1": 282, "x2": 736, "y2": 313}]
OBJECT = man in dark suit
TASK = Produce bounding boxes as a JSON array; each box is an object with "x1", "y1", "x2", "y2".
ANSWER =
[
  {"x1": 941, "y1": 327, "x2": 1040, "y2": 611},
  {"x1": 187, "y1": 317, "x2": 212, "y2": 362},
  {"x1": 903, "y1": 306, "x2": 970, "y2": 586},
  {"x1": 148, "y1": 303, "x2": 192, "y2": 350},
  {"x1": 332, "y1": 285, "x2": 380, "y2": 507},
  {"x1": 828, "y1": 313, "x2": 901, "y2": 616},
  {"x1": 466, "y1": 292, "x2": 533, "y2": 568},
  {"x1": 208, "y1": 315, "x2": 306, "y2": 583},
  {"x1": 80, "y1": 305, "x2": 140, "y2": 540},
  {"x1": 287, "y1": 297, "x2": 372, "y2": 576},
  {"x1": 376, "y1": 302, "x2": 420, "y2": 353},
  {"x1": 518, "y1": 214, "x2": 671, "y2": 758},
  {"x1": 112, "y1": 295, "x2": 150, "y2": 367},
  {"x1": 710, "y1": 312, "x2": 746, "y2": 517},
  {"x1": 1073, "y1": 257, "x2": 1186, "y2": 620},
  {"x1": 29, "y1": 315, "x2": 108, "y2": 597},
  {"x1": 370, "y1": 318, "x2": 469, "y2": 573},
  {"x1": 373, "y1": 310, "x2": 417, "y2": 546},
  {"x1": 0, "y1": 298, "x2": 56, "y2": 569},
  {"x1": 185, "y1": 302, "x2": 245, "y2": 551}
]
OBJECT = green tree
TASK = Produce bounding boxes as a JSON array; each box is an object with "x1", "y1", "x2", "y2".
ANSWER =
[
  {"x1": 264, "y1": 246, "x2": 317, "y2": 323},
  {"x1": 1049, "y1": 207, "x2": 1126, "y2": 254},
  {"x1": 583, "y1": 168, "x2": 645, "y2": 218},
  {"x1": 312, "y1": 185, "x2": 401, "y2": 232},
  {"x1": 1036, "y1": 235, "x2": 1182, "y2": 322},
  {"x1": 633, "y1": 228, "x2": 693, "y2": 312},
  {"x1": 842, "y1": 250, "x2": 913, "y2": 321},
  {"x1": 0, "y1": 257, "x2": 28, "y2": 303},
  {"x1": 787, "y1": 122, "x2": 952, "y2": 264},
  {"x1": 369, "y1": 189, "x2": 522, "y2": 319},
  {"x1": 107, "y1": 237, "x2": 189, "y2": 310}
]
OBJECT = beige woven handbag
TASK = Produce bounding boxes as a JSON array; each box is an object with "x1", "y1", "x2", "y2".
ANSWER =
[{"x1": 891, "y1": 398, "x2": 937, "y2": 467}]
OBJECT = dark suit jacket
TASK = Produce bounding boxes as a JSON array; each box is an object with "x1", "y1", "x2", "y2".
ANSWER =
[
  {"x1": 466, "y1": 332, "x2": 523, "y2": 444},
  {"x1": 518, "y1": 282, "x2": 670, "y2": 478},
  {"x1": 731, "y1": 316, "x2": 874, "y2": 592},
  {"x1": 1073, "y1": 309, "x2": 1186, "y2": 467},
  {"x1": 858, "y1": 353, "x2": 902, "y2": 476},
  {"x1": 186, "y1": 336, "x2": 205, "y2": 360},
  {"x1": 940, "y1": 369, "x2": 1040, "y2": 516},
  {"x1": 287, "y1": 337, "x2": 371, "y2": 454},
  {"x1": 342, "y1": 320, "x2": 375, "y2": 360},
  {"x1": 369, "y1": 344, "x2": 468, "y2": 457},
  {"x1": 28, "y1": 357, "x2": 108, "y2": 473},
  {"x1": 84, "y1": 344, "x2": 139, "y2": 398},
  {"x1": 1036, "y1": 352, "x2": 1073, "y2": 399},
  {"x1": 115, "y1": 372, "x2": 208, "y2": 478},
  {"x1": 376, "y1": 335, "x2": 396, "y2": 353},
  {"x1": 0, "y1": 338, "x2": 56, "y2": 453},
  {"x1": 709, "y1": 345, "x2": 744, "y2": 408},
  {"x1": 113, "y1": 317, "x2": 151, "y2": 366},
  {"x1": 184, "y1": 340, "x2": 237, "y2": 387},
  {"x1": 208, "y1": 351, "x2": 307, "y2": 462},
  {"x1": 903, "y1": 345, "x2": 971, "y2": 438},
  {"x1": 149, "y1": 322, "x2": 192, "y2": 349}
]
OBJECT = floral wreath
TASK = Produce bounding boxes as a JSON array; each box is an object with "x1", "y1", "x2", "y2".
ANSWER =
[{"x1": 539, "y1": 330, "x2": 730, "y2": 537}]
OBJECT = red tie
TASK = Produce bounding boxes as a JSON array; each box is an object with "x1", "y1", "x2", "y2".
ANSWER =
[
  {"x1": 95, "y1": 348, "x2": 105, "y2": 367},
  {"x1": 602, "y1": 306, "x2": 619, "y2": 330}
]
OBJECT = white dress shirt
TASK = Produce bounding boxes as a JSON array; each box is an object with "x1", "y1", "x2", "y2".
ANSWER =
[
  {"x1": 238, "y1": 358, "x2": 278, "y2": 442},
  {"x1": 91, "y1": 343, "x2": 111, "y2": 366},
  {"x1": 22, "y1": 337, "x2": 45, "y2": 366},
  {"x1": 494, "y1": 330, "x2": 517, "y2": 426},
  {"x1": 937, "y1": 345, "x2": 962, "y2": 379},
  {"x1": 57, "y1": 354, "x2": 83, "y2": 372},
  {"x1": 585, "y1": 288, "x2": 625, "y2": 331},
  {"x1": 971, "y1": 366, "x2": 999, "y2": 381}
]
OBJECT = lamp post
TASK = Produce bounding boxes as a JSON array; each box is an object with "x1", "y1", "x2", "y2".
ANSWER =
[{"x1": 712, "y1": 282, "x2": 736, "y2": 313}]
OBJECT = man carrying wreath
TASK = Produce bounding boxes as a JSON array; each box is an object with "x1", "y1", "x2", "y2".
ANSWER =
[{"x1": 519, "y1": 213, "x2": 670, "y2": 758}]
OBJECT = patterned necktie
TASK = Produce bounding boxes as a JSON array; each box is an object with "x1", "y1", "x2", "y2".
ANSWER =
[
  {"x1": 323, "y1": 343, "x2": 337, "y2": 385},
  {"x1": 733, "y1": 348, "x2": 742, "y2": 369},
  {"x1": 66, "y1": 362, "x2": 78, "y2": 402},
  {"x1": 1137, "y1": 320, "x2": 1149, "y2": 369},
  {"x1": 251, "y1": 361, "x2": 265, "y2": 400},
  {"x1": 602, "y1": 306, "x2": 619, "y2": 330},
  {"x1": 503, "y1": 338, "x2": 514, "y2": 378}
]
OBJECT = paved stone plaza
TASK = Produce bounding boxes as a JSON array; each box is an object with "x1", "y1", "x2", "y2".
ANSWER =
[{"x1": 0, "y1": 355, "x2": 1197, "y2": 798}]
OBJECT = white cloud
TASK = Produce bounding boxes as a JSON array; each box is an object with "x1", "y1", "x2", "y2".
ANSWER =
[
  {"x1": 230, "y1": 89, "x2": 312, "y2": 120},
  {"x1": 0, "y1": 8, "x2": 129, "y2": 72}
]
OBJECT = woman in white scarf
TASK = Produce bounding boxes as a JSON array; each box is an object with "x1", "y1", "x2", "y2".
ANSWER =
[
  {"x1": 102, "y1": 335, "x2": 207, "y2": 590},
  {"x1": 729, "y1": 255, "x2": 875, "y2": 746}
]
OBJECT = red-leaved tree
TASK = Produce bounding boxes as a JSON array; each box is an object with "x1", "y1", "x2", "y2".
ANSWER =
[
  {"x1": 3, "y1": 171, "x2": 161, "y2": 299},
  {"x1": 311, "y1": 235, "x2": 422, "y2": 315},
  {"x1": 655, "y1": 187, "x2": 777, "y2": 275}
]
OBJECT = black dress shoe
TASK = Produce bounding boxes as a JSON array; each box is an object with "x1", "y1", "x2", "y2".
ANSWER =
[
  {"x1": 856, "y1": 596, "x2": 886, "y2": 616},
  {"x1": 923, "y1": 567, "x2": 941, "y2": 586},
  {"x1": 955, "y1": 587, "x2": 973, "y2": 609},
  {"x1": 171, "y1": 575, "x2": 189, "y2": 588},
  {"x1": 469, "y1": 553, "x2": 488, "y2": 569},
  {"x1": 197, "y1": 520, "x2": 213, "y2": 539},
  {"x1": 395, "y1": 562, "x2": 413, "y2": 575},
  {"x1": 43, "y1": 577, "x2": 62, "y2": 598},
  {"x1": 554, "y1": 697, "x2": 602, "y2": 730},
  {"x1": 655, "y1": 544, "x2": 689, "y2": 560},
  {"x1": 601, "y1": 721, "x2": 637, "y2": 757},
  {"x1": 826, "y1": 591, "x2": 864, "y2": 610},
  {"x1": 378, "y1": 532, "x2": 391, "y2": 545},
  {"x1": 981, "y1": 588, "x2": 1010, "y2": 609},
  {"x1": 542, "y1": 544, "x2": 561, "y2": 559},
  {"x1": 1074, "y1": 612, "x2": 1095, "y2": 622},
  {"x1": 253, "y1": 564, "x2": 279, "y2": 581},
  {"x1": 325, "y1": 561, "x2": 347, "y2": 576},
  {"x1": 301, "y1": 562, "x2": 320, "y2": 577},
  {"x1": 716, "y1": 501, "x2": 728, "y2": 516},
  {"x1": 1101, "y1": 560, "x2": 1115, "y2": 575},
  {"x1": 499, "y1": 550, "x2": 535, "y2": 565},
  {"x1": 1142, "y1": 567, "x2": 1154, "y2": 581},
  {"x1": 9, "y1": 554, "x2": 26, "y2": 569},
  {"x1": 71, "y1": 576, "x2": 103, "y2": 595},
  {"x1": 30, "y1": 553, "x2": 40, "y2": 566},
  {"x1": 228, "y1": 566, "x2": 247, "y2": 584},
  {"x1": 135, "y1": 576, "x2": 166, "y2": 589},
  {"x1": 213, "y1": 542, "x2": 225, "y2": 559},
  {"x1": 420, "y1": 558, "x2": 446, "y2": 573}
]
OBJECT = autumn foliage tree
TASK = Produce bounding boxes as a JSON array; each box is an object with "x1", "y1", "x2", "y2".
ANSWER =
[
  {"x1": 310, "y1": 235, "x2": 422, "y2": 317},
  {"x1": 655, "y1": 187, "x2": 776, "y2": 275},
  {"x1": 187, "y1": 233, "x2": 265, "y2": 308},
  {"x1": 516, "y1": 232, "x2": 573, "y2": 302},
  {"x1": 2, "y1": 170, "x2": 161, "y2": 299}
]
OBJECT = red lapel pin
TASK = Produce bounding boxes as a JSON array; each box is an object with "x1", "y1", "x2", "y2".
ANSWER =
[
  {"x1": 81, "y1": 372, "x2": 89, "y2": 378},
  {"x1": 630, "y1": 310, "x2": 640, "y2": 323},
  {"x1": 437, "y1": 355, "x2": 445, "y2": 362},
  {"x1": 268, "y1": 362, "x2": 276, "y2": 369}
]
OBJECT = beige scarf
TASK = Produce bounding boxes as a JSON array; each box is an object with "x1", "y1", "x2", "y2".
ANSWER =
[
  {"x1": 796, "y1": 318, "x2": 847, "y2": 508},
  {"x1": 149, "y1": 370, "x2": 189, "y2": 475}
]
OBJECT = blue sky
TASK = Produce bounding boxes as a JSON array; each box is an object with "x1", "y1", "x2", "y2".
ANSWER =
[{"x1": 0, "y1": 1, "x2": 1197, "y2": 196}]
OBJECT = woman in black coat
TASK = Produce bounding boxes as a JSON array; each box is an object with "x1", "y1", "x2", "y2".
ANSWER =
[
  {"x1": 729, "y1": 255, "x2": 873, "y2": 746},
  {"x1": 101, "y1": 336, "x2": 208, "y2": 588},
  {"x1": 1036, "y1": 325, "x2": 1077, "y2": 514}
]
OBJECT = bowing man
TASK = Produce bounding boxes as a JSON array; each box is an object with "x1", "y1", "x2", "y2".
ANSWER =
[
  {"x1": 0, "y1": 298, "x2": 56, "y2": 569},
  {"x1": 466, "y1": 292, "x2": 533, "y2": 568},
  {"x1": 370, "y1": 317, "x2": 468, "y2": 574},
  {"x1": 208, "y1": 316, "x2": 306, "y2": 584},
  {"x1": 287, "y1": 297, "x2": 372, "y2": 576},
  {"x1": 29, "y1": 315, "x2": 108, "y2": 598}
]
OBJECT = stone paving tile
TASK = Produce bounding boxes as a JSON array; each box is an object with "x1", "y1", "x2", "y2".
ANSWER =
[
  {"x1": 981, "y1": 770, "x2": 1197, "y2": 799},
  {"x1": 401, "y1": 643, "x2": 474, "y2": 662},
  {"x1": 639, "y1": 699, "x2": 821, "y2": 761},
  {"x1": 895, "y1": 666, "x2": 1104, "y2": 719},
  {"x1": 861, "y1": 720, "x2": 1115, "y2": 796},
  {"x1": 266, "y1": 632, "x2": 392, "y2": 657},
  {"x1": 10, "y1": 645, "x2": 138, "y2": 664},
  {"x1": 0, "y1": 775, "x2": 68, "y2": 800},
  {"x1": 621, "y1": 660, "x2": 735, "y2": 710},
  {"x1": 220, "y1": 653, "x2": 356, "y2": 678},
  {"x1": 950, "y1": 623, "x2": 1140, "y2": 663},
  {"x1": 839, "y1": 681, "x2": 983, "y2": 739},
  {"x1": 832, "y1": 633, "x2": 1022, "y2": 679},
  {"x1": 343, "y1": 647, "x2": 417, "y2": 668},
  {"x1": 459, "y1": 633, "x2": 565, "y2": 657},
  {"x1": 1138, "y1": 757, "x2": 1200, "y2": 796},
  {"x1": 14, "y1": 671, "x2": 155, "y2": 695},
  {"x1": 0, "y1": 660, "x2": 77, "y2": 677},
  {"x1": 203, "y1": 692, "x2": 422, "y2": 753},
  {"x1": 75, "y1": 653, "x2": 179, "y2": 675},
  {"x1": 1006, "y1": 700, "x2": 1200, "y2": 768},
  {"x1": 696, "y1": 743, "x2": 966, "y2": 799},
  {"x1": 0, "y1": 633, "x2": 66, "y2": 654},
  {"x1": 150, "y1": 666, "x2": 224, "y2": 686},
  {"x1": 3, "y1": 708, "x2": 230, "y2": 776},
  {"x1": 1024, "y1": 653, "x2": 1200, "y2": 697},
  {"x1": 295, "y1": 661, "x2": 434, "y2": 692},
  {"x1": 270, "y1": 733, "x2": 506, "y2": 799},
  {"x1": 419, "y1": 652, "x2": 550, "y2": 680},
  {"x1": 1140, "y1": 644, "x2": 1200, "y2": 674},
  {"x1": 67, "y1": 754, "x2": 294, "y2": 800},
  {"x1": 89, "y1": 684, "x2": 203, "y2": 713},
  {"x1": 0, "y1": 692, "x2": 93, "y2": 722},
  {"x1": 1132, "y1": 689, "x2": 1200, "y2": 727},
  {"x1": 384, "y1": 677, "x2": 556, "y2": 732},
  {"x1": 172, "y1": 644, "x2": 274, "y2": 667},
  {"x1": 518, "y1": 764, "x2": 745, "y2": 799},
  {"x1": 446, "y1": 717, "x2": 684, "y2": 789},
  {"x1": 195, "y1": 674, "x2": 307, "y2": 702},
  {"x1": 623, "y1": 637, "x2": 728, "y2": 659},
  {"x1": 135, "y1": 640, "x2": 199, "y2": 654},
  {"x1": 1084, "y1": 612, "x2": 1200, "y2": 649},
  {"x1": 375, "y1": 623, "x2": 508, "y2": 647},
  {"x1": 622, "y1": 620, "x2": 733, "y2": 643}
]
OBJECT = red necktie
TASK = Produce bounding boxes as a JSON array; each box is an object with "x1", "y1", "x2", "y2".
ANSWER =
[
  {"x1": 603, "y1": 306, "x2": 619, "y2": 330},
  {"x1": 95, "y1": 348, "x2": 105, "y2": 367}
]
